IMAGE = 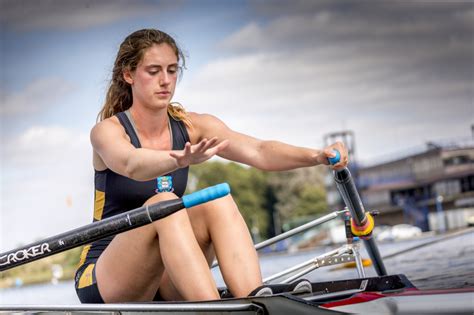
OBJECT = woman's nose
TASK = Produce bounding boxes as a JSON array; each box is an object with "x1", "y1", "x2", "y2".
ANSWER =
[{"x1": 159, "y1": 72, "x2": 171, "y2": 85}]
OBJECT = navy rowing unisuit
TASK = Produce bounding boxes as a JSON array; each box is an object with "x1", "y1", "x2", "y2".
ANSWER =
[{"x1": 75, "y1": 111, "x2": 190, "y2": 303}]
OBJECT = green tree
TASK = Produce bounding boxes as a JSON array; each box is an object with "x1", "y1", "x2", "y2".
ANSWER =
[
  {"x1": 294, "y1": 184, "x2": 327, "y2": 217},
  {"x1": 268, "y1": 167, "x2": 328, "y2": 229},
  {"x1": 189, "y1": 161, "x2": 270, "y2": 239}
]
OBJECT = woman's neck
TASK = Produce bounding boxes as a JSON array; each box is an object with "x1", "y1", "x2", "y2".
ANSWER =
[{"x1": 129, "y1": 105, "x2": 169, "y2": 139}]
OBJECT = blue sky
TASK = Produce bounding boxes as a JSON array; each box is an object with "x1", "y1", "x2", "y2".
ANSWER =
[{"x1": 1, "y1": 0, "x2": 473, "y2": 250}]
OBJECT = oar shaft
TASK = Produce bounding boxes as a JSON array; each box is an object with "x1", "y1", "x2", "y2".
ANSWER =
[
  {"x1": 333, "y1": 168, "x2": 387, "y2": 276},
  {"x1": 364, "y1": 238, "x2": 386, "y2": 275},
  {"x1": 334, "y1": 168, "x2": 366, "y2": 224},
  {"x1": 0, "y1": 200, "x2": 183, "y2": 272},
  {"x1": 328, "y1": 151, "x2": 387, "y2": 276},
  {"x1": 0, "y1": 183, "x2": 230, "y2": 272}
]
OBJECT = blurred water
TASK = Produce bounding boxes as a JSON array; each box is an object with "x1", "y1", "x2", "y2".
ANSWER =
[{"x1": 1, "y1": 229, "x2": 472, "y2": 305}]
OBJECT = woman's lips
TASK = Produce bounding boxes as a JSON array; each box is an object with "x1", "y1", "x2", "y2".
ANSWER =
[{"x1": 155, "y1": 91, "x2": 170, "y2": 97}]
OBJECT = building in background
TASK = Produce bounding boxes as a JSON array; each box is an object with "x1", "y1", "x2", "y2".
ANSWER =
[{"x1": 326, "y1": 134, "x2": 474, "y2": 232}]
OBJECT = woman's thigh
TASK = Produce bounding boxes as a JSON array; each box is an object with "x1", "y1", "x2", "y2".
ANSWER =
[
  {"x1": 185, "y1": 194, "x2": 262, "y2": 297},
  {"x1": 156, "y1": 196, "x2": 238, "y2": 300},
  {"x1": 95, "y1": 192, "x2": 181, "y2": 302},
  {"x1": 185, "y1": 194, "x2": 242, "y2": 262},
  {"x1": 156, "y1": 197, "x2": 223, "y2": 300}
]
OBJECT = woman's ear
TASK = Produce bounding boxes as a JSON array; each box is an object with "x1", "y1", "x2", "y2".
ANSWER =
[{"x1": 123, "y1": 69, "x2": 134, "y2": 85}]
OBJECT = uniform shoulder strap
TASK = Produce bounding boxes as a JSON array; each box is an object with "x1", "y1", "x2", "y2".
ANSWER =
[{"x1": 116, "y1": 111, "x2": 141, "y2": 148}]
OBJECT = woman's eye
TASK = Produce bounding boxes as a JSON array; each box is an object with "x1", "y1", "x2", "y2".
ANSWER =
[
  {"x1": 168, "y1": 68, "x2": 177, "y2": 74},
  {"x1": 148, "y1": 71, "x2": 158, "y2": 75}
]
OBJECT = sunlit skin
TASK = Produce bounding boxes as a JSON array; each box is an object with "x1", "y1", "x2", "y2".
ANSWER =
[{"x1": 90, "y1": 42, "x2": 349, "y2": 302}]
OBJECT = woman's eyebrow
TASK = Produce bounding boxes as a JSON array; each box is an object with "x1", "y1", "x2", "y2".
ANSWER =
[{"x1": 145, "y1": 63, "x2": 178, "y2": 69}]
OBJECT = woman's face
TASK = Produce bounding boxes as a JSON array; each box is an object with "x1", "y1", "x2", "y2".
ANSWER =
[{"x1": 126, "y1": 43, "x2": 179, "y2": 110}]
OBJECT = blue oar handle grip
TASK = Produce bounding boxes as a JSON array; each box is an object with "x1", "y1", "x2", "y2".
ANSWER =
[
  {"x1": 328, "y1": 150, "x2": 341, "y2": 165},
  {"x1": 182, "y1": 183, "x2": 231, "y2": 208}
]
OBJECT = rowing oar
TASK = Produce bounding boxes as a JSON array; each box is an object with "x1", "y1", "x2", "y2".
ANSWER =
[
  {"x1": 329, "y1": 151, "x2": 388, "y2": 276},
  {"x1": 0, "y1": 183, "x2": 230, "y2": 272}
]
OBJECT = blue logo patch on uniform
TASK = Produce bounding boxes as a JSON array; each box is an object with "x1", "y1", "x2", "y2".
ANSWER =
[{"x1": 156, "y1": 176, "x2": 174, "y2": 193}]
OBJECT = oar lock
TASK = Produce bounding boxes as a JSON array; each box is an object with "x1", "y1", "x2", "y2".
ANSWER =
[{"x1": 344, "y1": 210, "x2": 379, "y2": 240}]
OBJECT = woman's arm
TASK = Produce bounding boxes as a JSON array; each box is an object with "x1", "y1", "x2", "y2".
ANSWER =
[
  {"x1": 91, "y1": 117, "x2": 227, "y2": 181},
  {"x1": 190, "y1": 113, "x2": 348, "y2": 171}
]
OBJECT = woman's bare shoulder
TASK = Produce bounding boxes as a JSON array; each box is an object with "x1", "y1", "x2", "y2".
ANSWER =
[
  {"x1": 186, "y1": 112, "x2": 225, "y2": 143},
  {"x1": 188, "y1": 112, "x2": 225, "y2": 128},
  {"x1": 90, "y1": 116, "x2": 127, "y2": 146},
  {"x1": 187, "y1": 111, "x2": 234, "y2": 144},
  {"x1": 91, "y1": 116, "x2": 122, "y2": 134}
]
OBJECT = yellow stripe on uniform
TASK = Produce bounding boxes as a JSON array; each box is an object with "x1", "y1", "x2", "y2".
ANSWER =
[
  {"x1": 77, "y1": 264, "x2": 95, "y2": 289},
  {"x1": 94, "y1": 190, "x2": 105, "y2": 221},
  {"x1": 77, "y1": 245, "x2": 91, "y2": 269}
]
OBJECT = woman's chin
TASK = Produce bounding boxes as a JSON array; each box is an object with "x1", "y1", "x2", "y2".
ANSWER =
[{"x1": 144, "y1": 101, "x2": 170, "y2": 110}]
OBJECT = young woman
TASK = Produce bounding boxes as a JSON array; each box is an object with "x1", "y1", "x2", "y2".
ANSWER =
[{"x1": 75, "y1": 29, "x2": 348, "y2": 303}]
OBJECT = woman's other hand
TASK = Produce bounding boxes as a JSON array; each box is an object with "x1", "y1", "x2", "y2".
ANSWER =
[{"x1": 316, "y1": 141, "x2": 349, "y2": 170}]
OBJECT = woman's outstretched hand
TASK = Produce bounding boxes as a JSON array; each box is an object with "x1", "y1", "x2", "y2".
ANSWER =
[
  {"x1": 170, "y1": 137, "x2": 229, "y2": 168},
  {"x1": 315, "y1": 141, "x2": 349, "y2": 170}
]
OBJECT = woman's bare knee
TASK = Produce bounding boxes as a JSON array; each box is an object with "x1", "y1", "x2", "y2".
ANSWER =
[
  {"x1": 143, "y1": 192, "x2": 189, "y2": 233},
  {"x1": 153, "y1": 208, "x2": 192, "y2": 235},
  {"x1": 195, "y1": 195, "x2": 241, "y2": 225}
]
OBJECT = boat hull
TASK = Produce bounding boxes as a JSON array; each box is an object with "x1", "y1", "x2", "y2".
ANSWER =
[{"x1": 0, "y1": 275, "x2": 472, "y2": 314}]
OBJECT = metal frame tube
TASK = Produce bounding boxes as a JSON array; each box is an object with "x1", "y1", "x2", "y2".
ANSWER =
[
  {"x1": 212, "y1": 210, "x2": 345, "y2": 268},
  {"x1": 262, "y1": 247, "x2": 353, "y2": 283},
  {"x1": 255, "y1": 210, "x2": 345, "y2": 250},
  {"x1": 350, "y1": 242, "x2": 366, "y2": 278}
]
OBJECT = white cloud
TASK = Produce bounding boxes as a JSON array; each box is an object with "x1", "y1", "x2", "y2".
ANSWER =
[
  {"x1": 1, "y1": 0, "x2": 180, "y2": 32},
  {"x1": 221, "y1": 3, "x2": 473, "y2": 84},
  {"x1": 0, "y1": 77, "x2": 73, "y2": 116},
  {"x1": 0, "y1": 126, "x2": 93, "y2": 251},
  {"x1": 175, "y1": 7, "x2": 473, "y2": 163}
]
